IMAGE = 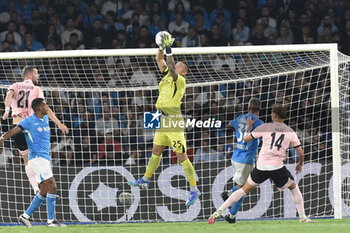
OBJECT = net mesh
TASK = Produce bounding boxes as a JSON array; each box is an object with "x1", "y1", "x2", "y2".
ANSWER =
[
  {"x1": 338, "y1": 52, "x2": 350, "y2": 217},
  {"x1": 0, "y1": 47, "x2": 348, "y2": 223}
]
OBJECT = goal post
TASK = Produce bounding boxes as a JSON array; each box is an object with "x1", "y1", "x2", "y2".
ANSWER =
[
  {"x1": 0, "y1": 43, "x2": 347, "y2": 224},
  {"x1": 329, "y1": 44, "x2": 342, "y2": 219}
]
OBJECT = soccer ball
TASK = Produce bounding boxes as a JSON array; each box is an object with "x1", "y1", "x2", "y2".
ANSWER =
[
  {"x1": 155, "y1": 31, "x2": 171, "y2": 47},
  {"x1": 118, "y1": 192, "x2": 134, "y2": 205}
]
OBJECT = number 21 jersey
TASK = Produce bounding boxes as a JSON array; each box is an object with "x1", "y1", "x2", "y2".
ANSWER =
[{"x1": 8, "y1": 79, "x2": 44, "y2": 119}]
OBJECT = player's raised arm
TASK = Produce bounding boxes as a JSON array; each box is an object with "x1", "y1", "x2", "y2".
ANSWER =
[
  {"x1": 2, "y1": 89, "x2": 14, "y2": 120},
  {"x1": 155, "y1": 31, "x2": 170, "y2": 73},
  {"x1": 156, "y1": 49, "x2": 167, "y2": 73},
  {"x1": 157, "y1": 32, "x2": 178, "y2": 81},
  {"x1": 165, "y1": 46, "x2": 178, "y2": 82},
  {"x1": 47, "y1": 107, "x2": 69, "y2": 135}
]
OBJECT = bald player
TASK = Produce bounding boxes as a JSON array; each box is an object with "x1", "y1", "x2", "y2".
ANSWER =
[
  {"x1": 128, "y1": 32, "x2": 200, "y2": 206},
  {"x1": 2, "y1": 66, "x2": 68, "y2": 194}
]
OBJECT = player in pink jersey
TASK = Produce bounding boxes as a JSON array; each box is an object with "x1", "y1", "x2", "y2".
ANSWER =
[
  {"x1": 208, "y1": 103, "x2": 313, "y2": 224},
  {"x1": 2, "y1": 66, "x2": 69, "y2": 194}
]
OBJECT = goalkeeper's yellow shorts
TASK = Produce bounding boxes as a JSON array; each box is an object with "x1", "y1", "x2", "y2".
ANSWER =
[{"x1": 154, "y1": 130, "x2": 187, "y2": 154}]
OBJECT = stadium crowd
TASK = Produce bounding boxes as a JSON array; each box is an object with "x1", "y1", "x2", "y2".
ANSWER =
[
  {"x1": 0, "y1": 0, "x2": 349, "y2": 53},
  {"x1": 0, "y1": 0, "x2": 334, "y2": 167},
  {"x1": 0, "y1": 71, "x2": 332, "y2": 167}
]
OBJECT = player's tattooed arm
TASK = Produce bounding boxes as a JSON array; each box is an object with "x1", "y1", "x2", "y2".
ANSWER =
[
  {"x1": 156, "y1": 49, "x2": 167, "y2": 72},
  {"x1": 167, "y1": 55, "x2": 178, "y2": 81}
]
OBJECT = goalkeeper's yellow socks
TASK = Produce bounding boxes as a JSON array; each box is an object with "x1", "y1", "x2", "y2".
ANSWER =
[
  {"x1": 181, "y1": 159, "x2": 197, "y2": 190},
  {"x1": 143, "y1": 154, "x2": 162, "y2": 181}
]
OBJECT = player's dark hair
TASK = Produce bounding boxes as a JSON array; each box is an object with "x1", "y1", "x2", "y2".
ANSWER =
[
  {"x1": 248, "y1": 98, "x2": 261, "y2": 112},
  {"x1": 32, "y1": 98, "x2": 45, "y2": 112},
  {"x1": 211, "y1": 22, "x2": 220, "y2": 29},
  {"x1": 194, "y1": 10, "x2": 203, "y2": 16},
  {"x1": 22, "y1": 66, "x2": 36, "y2": 77},
  {"x1": 272, "y1": 103, "x2": 287, "y2": 119},
  {"x1": 70, "y1": 32, "x2": 78, "y2": 38},
  {"x1": 106, "y1": 11, "x2": 117, "y2": 20}
]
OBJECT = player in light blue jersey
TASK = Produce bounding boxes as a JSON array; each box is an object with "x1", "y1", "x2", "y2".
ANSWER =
[
  {"x1": 223, "y1": 98, "x2": 263, "y2": 223},
  {"x1": 0, "y1": 98, "x2": 66, "y2": 228}
]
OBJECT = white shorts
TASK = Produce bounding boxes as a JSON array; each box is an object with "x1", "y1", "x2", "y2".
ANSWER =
[
  {"x1": 232, "y1": 161, "x2": 254, "y2": 186},
  {"x1": 28, "y1": 157, "x2": 53, "y2": 183}
]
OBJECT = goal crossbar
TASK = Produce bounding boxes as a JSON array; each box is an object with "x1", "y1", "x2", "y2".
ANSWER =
[{"x1": 0, "y1": 44, "x2": 339, "y2": 59}]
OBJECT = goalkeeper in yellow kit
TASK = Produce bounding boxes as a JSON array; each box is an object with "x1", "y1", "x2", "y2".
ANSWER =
[{"x1": 128, "y1": 32, "x2": 201, "y2": 206}]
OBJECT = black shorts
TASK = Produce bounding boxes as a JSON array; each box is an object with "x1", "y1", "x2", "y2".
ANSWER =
[
  {"x1": 13, "y1": 127, "x2": 28, "y2": 151},
  {"x1": 250, "y1": 166, "x2": 294, "y2": 188}
]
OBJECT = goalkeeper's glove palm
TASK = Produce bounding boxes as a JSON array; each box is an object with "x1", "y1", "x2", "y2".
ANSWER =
[{"x1": 162, "y1": 34, "x2": 175, "y2": 47}]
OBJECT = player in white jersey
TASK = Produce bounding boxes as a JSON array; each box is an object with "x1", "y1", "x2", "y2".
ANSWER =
[
  {"x1": 208, "y1": 103, "x2": 313, "y2": 224},
  {"x1": 2, "y1": 66, "x2": 69, "y2": 194}
]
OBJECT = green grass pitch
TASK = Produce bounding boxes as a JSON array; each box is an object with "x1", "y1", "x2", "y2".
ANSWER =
[{"x1": 0, "y1": 219, "x2": 349, "y2": 233}]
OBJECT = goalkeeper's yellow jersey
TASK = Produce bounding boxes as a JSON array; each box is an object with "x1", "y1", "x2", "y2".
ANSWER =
[{"x1": 156, "y1": 67, "x2": 186, "y2": 115}]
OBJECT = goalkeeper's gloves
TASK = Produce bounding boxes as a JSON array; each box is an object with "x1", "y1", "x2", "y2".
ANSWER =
[
  {"x1": 2, "y1": 107, "x2": 10, "y2": 120},
  {"x1": 161, "y1": 33, "x2": 175, "y2": 48},
  {"x1": 159, "y1": 43, "x2": 165, "y2": 52},
  {"x1": 165, "y1": 46, "x2": 172, "y2": 56}
]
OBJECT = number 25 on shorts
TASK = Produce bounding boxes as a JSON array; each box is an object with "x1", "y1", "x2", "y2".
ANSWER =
[{"x1": 172, "y1": 140, "x2": 182, "y2": 149}]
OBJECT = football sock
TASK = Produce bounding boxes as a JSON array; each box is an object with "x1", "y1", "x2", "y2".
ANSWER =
[
  {"x1": 291, "y1": 186, "x2": 306, "y2": 218},
  {"x1": 47, "y1": 193, "x2": 57, "y2": 221},
  {"x1": 144, "y1": 154, "x2": 162, "y2": 179},
  {"x1": 220, "y1": 188, "x2": 246, "y2": 210},
  {"x1": 230, "y1": 196, "x2": 245, "y2": 215},
  {"x1": 181, "y1": 159, "x2": 197, "y2": 187},
  {"x1": 229, "y1": 185, "x2": 244, "y2": 215},
  {"x1": 25, "y1": 165, "x2": 38, "y2": 192},
  {"x1": 231, "y1": 185, "x2": 238, "y2": 192},
  {"x1": 24, "y1": 193, "x2": 45, "y2": 217}
]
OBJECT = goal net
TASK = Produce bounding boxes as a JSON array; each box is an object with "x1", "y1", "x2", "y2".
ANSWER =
[{"x1": 0, "y1": 44, "x2": 348, "y2": 224}]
